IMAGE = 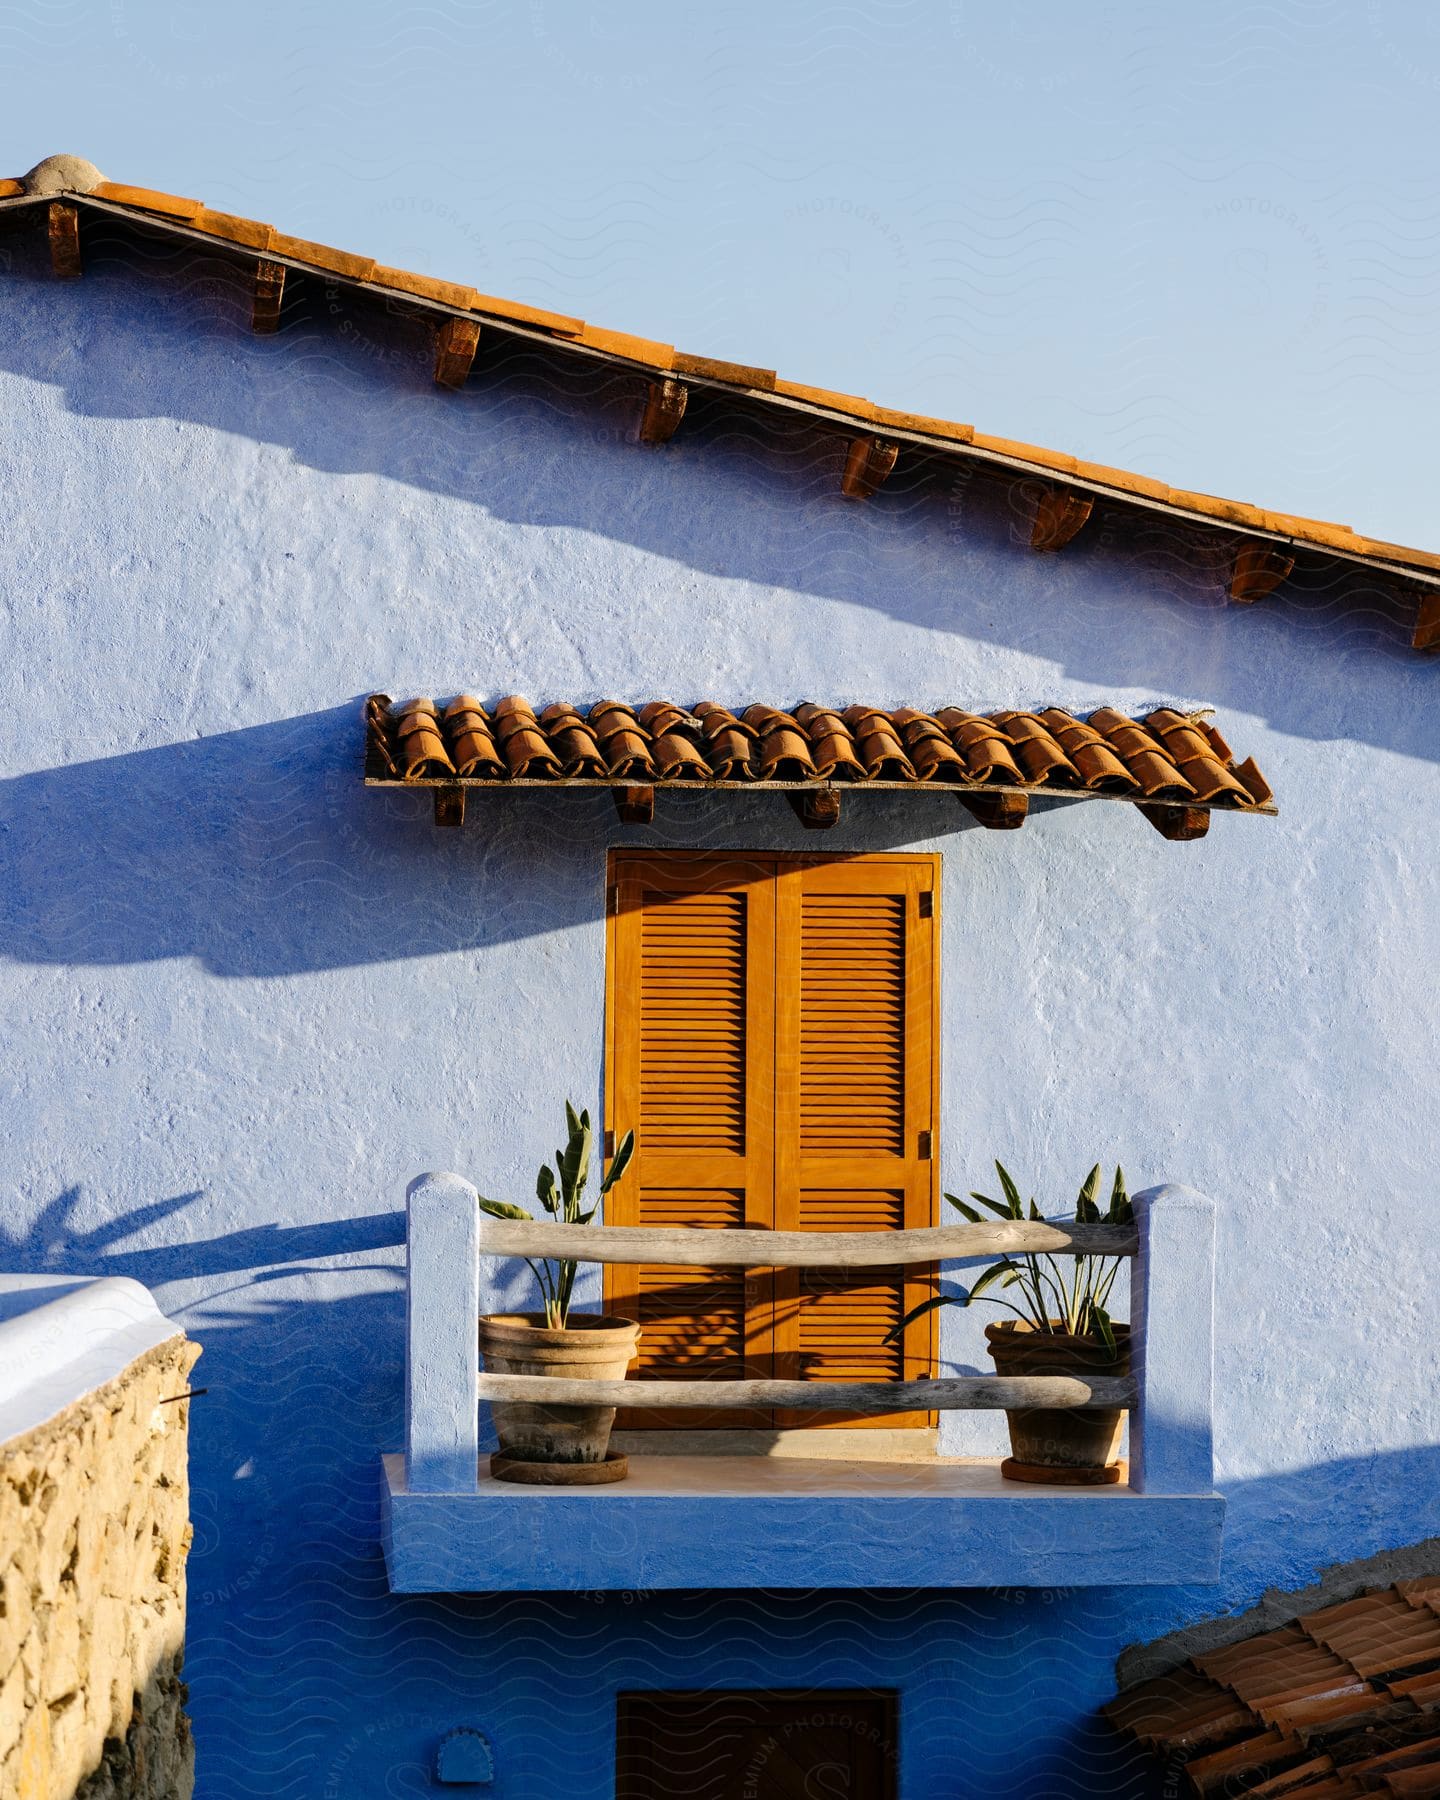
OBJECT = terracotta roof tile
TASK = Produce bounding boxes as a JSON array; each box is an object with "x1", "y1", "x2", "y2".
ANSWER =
[
  {"x1": 1184, "y1": 1725, "x2": 1292, "y2": 1793},
  {"x1": 970, "y1": 431, "x2": 1077, "y2": 474},
  {"x1": 194, "y1": 209, "x2": 275, "y2": 252},
  {"x1": 1301, "y1": 1592, "x2": 1440, "y2": 1681},
  {"x1": 13, "y1": 158, "x2": 1440, "y2": 586},
  {"x1": 90, "y1": 181, "x2": 203, "y2": 220},
  {"x1": 1111, "y1": 1581, "x2": 1440, "y2": 1797},
  {"x1": 871, "y1": 407, "x2": 975, "y2": 443},
  {"x1": 673, "y1": 352, "x2": 777, "y2": 391},
  {"x1": 1385, "y1": 1771, "x2": 1440, "y2": 1796},
  {"x1": 470, "y1": 291, "x2": 585, "y2": 336},
  {"x1": 372, "y1": 266, "x2": 477, "y2": 311},
  {"x1": 774, "y1": 380, "x2": 877, "y2": 421},
  {"x1": 1244, "y1": 1752, "x2": 1341, "y2": 1796},
  {"x1": 580, "y1": 324, "x2": 674, "y2": 367},
  {"x1": 268, "y1": 231, "x2": 376, "y2": 282},
  {"x1": 1396, "y1": 1580, "x2": 1440, "y2": 1618},
  {"x1": 1102, "y1": 1667, "x2": 1253, "y2": 1750},
  {"x1": 364, "y1": 694, "x2": 1275, "y2": 815}
]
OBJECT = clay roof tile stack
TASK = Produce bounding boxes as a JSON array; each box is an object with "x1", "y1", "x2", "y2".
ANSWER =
[
  {"x1": 363, "y1": 693, "x2": 1275, "y2": 812},
  {"x1": 1107, "y1": 1581, "x2": 1440, "y2": 1796}
]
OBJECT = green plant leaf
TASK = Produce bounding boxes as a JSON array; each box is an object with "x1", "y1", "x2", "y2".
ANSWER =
[
  {"x1": 1108, "y1": 1166, "x2": 1132, "y2": 1223},
  {"x1": 477, "y1": 1197, "x2": 533, "y2": 1221},
  {"x1": 536, "y1": 1165, "x2": 559, "y2": 1214},
  {"x1": 1028, "y1": 1198, "x2": 1043, "y2": 1221},
  {"x1": 967, "y1": 1191, "x2": 1015, "y2": 1220},
  {"x1": 565, "y1": 1099, "x2": 583, "y2": 1140},
  {"x1": 882, "y1": 1292, "x2": 962, "y2": 1344},
  {"x1": 1092, "y1": 1301, "x2": 1117, "y2": 1358},
  {"x1": 598, "y1": 1129, "x2": 635, "y2": 1194},
  {"x1": 968, "y1": 1258, "x2": 1024, "y2": 1302},
  {"x1": 557, "y1": 1112, "x2": 592, "y2": 1205},
  {"x1": 995, "y1": 1162, "x2": 1024, "y2": 1219},
  {"x1": 945, "y1": 1192, "x2": 983, "y2": 1223},
  {"x1": 1076, "y1": 1163, "x2": 1102, "y2": 1222}
]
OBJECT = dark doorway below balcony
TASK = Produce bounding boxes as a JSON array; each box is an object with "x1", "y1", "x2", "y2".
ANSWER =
[{"x1": 616, "y1": 1687, "x2": 898, "y2": 1799}]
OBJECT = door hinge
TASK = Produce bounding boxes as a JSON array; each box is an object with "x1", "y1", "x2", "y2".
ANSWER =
[
  {"x1": 918, "y1": 890, "x2": 933, "y2": 918},
  {"x1": 609, "y1": 884, "x2": 619, "y2": 915},
  {"x1": 918, "y1": 1129, "x2": 933, "y2": 1160},
  {"x1": 604, "y1": 1129, "x2": 615, "y2": 1157}
]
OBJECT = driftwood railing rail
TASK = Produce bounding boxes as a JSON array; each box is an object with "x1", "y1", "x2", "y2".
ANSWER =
[{"x1": 401, "y1": 1175, "x2": 1217, "y2": 1498}]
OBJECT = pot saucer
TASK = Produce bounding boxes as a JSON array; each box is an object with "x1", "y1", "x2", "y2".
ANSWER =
[{"x1": 489, "y1": 1450, "x2": 629, "y2": 1486}]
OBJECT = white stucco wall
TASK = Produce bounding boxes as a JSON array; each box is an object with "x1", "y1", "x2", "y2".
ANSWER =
[{"x1": 1, "y1": 227, "x2": 1436, "y2": 1798}]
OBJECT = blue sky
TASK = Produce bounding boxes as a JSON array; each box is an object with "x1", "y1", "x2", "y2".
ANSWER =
[{"x1": 6, "y1": 1, "x2": 1438, "y2": 547}]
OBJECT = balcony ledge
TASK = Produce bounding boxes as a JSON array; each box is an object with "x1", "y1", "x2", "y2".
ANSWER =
[{"x1": 380, "y1": 1452, "x2": 1224, "y2": 1592}]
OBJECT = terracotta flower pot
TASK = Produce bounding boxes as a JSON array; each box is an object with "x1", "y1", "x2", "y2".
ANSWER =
[
  {"x1": 479, "y1": 1314, "x2": 641, "y2": 1468},
  {"x1": 985, "y1": 1319, "x2": 1131, "y2": 1485}
]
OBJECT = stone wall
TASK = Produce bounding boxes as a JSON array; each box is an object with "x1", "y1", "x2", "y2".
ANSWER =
[{"x1": 0, "y1": 1337, "x2": 201, "y2": 1800}]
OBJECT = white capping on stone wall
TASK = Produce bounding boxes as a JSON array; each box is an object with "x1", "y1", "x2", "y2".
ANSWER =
[
  {"x1": 0, "y1": 1274, "x2": 198, "y2": 1799},
  {"x1": 0, "y1": 1275, "x2": 184, "y2": 1447}
]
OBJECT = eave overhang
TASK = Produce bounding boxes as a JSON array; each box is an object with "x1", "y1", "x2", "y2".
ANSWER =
[{"x1": 3, "y1": 152, "x2": 1439, "y2": 646}]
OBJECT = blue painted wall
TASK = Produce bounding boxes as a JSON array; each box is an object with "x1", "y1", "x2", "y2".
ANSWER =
[{"x1": 2, "y1": 224, "x2": 1437, "y2": 1798}]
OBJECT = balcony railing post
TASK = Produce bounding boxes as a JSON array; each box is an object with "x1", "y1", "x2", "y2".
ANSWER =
[
  {"x1": 1129, "y1": 1184, "x2": 1216, "y2": 1495},
  {"x1": 405, "y1": 1172, "x2": 480, "y2": 1494}
]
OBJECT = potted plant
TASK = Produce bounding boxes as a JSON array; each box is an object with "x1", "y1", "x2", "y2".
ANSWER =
[
  {"x1": 887, "y1": 1161, "x2": 1133, "y2": 1485},
  {"x1": 476, "y1": 1102, "x2": 639, "y2": 1485}
]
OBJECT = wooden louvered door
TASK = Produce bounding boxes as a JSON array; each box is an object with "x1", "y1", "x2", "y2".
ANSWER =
[
  {"x1": 606, "y1": 850, "x2": 938, "y2": 1432},
  {"x1": 771, "y1": 858, "x2": 938, "y2": 1427},
  {"x1": 606, "y1": 854, "x2": 777, "y2": 1426}
]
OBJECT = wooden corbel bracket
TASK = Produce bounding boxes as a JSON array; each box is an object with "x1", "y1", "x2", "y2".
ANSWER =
[
  {"x1": 612, "y1": 785, "x2": 655, "y2": 825},
  {"x1": 434, "y1": 317, "x2": 481, "y2": 390},
  {"x1": 638, "y1": 378, "x2": 688, "y2": 445},
  {"x1": 252, "y1": 258, "x2": 286, "y2": 334},
  {"x1": 840, "y1": 437, "x2": 899, "y2": 500},
  {"x1": 433, "y1": 786, "x2": 466, "y2": 828},
  {"x1": 1412, "y1": 591, "x2": 1440, "y2": 654},
  {"x1": 1139, "y1": 802, "x2": 1209, "y2": 842},
  {"x1": 1030, "y1": 486, "x2": 1093, "y2": 552},
  {"x1": 1229, "y1": 542, "x2": 1294, "y2": 604},
  {"x1": 957, "y1": 791, "x2": 1028, "y2": 830},
  {"x1": 48, "y1": 202, "x2": 81, "y2": 278},
  {"x1": 787, "y1": 789, "x2": 842, "y2": 829}
]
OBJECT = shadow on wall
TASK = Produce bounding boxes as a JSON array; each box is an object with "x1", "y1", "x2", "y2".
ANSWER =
[
  {"x1": 3, "y1": 1193, "x2": 1438, "y2": 1800},
  {"x1": 0, "y1": 223, "x2": 1431, "y2": 764},
  {"x1": 0, "y1": 702, "x2": 1018, "y2": 976}
]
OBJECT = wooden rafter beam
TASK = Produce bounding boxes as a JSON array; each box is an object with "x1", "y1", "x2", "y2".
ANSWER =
[
  {"x1": 1030, "y1": 486, "x2": 1094, "y2": 552},
  {"x1": 840, "y1": 436, "x2": 899, "y2": 500},
  {"x1": 1413, "y1": 591, "x2": 1440, "y2": 653},
  {"x1": 1139, "y1": 802, "x2": 1208, "y2": 842},
  {"x1": 787, "y1": 789, "x2": 841, "y2": 830},
  {"x1": 612, "y1": 785, "x2": 654, "y2": 825},
  {"x1": 48, "y1": 202, "x2": 80, "y2": 278},
  {"x1": 1229, "y1": 542, "x2": 1294, "y2": 604},
  {"x1": 252, "y1": 258, "x2": 286, "y2": 334},
  {"x1": 434, "y1": 316, "x2": 481, "y2": 390},
  {"x1": 958, "y1": 791, "x2": 1028, "y2": 830},
  {"x1": 638, "y1": 378, "x2": 687, "y2": 445},
  {"x1": 433, "y1": 786, "x2": 466, "y2": 828}
]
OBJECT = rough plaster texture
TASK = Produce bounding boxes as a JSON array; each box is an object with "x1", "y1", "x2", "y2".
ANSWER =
[
  {"x1": 0, "y1": 1335, "x2": 199, "y2": 1799},
  {"x1": 0, "y1": 223, "x2": 1436, "y2": 1797}
]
